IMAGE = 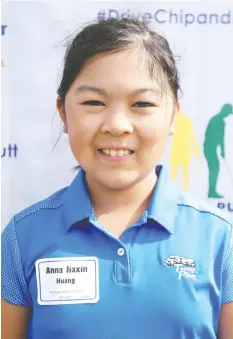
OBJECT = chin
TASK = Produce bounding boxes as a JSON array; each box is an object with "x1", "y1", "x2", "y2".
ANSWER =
[{"x1": 96, "y1": 170, "x2": 143, "y2": 190}]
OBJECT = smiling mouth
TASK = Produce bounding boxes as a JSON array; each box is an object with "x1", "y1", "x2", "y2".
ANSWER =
[{"x1": 98, "y1": 149, "x2": 135, "y2": 157}]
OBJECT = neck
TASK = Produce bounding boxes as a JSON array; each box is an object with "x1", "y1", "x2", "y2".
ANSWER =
[{"x1": 85, "y1": 169, "x2": 157, "y2": 214}]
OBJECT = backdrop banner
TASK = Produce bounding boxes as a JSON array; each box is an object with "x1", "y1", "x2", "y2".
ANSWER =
[{"x1": 1, "y1": 1, "x2": 233, "y2": 228}]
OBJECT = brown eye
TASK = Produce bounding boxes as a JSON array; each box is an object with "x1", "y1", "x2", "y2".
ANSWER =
[
  {"x1": 82, "y1": 100, "x2": 105, "y2": 106},
  {"x1": 133, "y1": 102, "x2": 155, "y2": 108}
]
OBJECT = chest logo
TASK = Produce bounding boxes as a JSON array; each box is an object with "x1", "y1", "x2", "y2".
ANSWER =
[{"x1": 165, "y1": 256, "x2": 197, "y2": 280}]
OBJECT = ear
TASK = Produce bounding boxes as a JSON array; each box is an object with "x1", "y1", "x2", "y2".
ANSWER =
[
  {"x1": 169, "y1": 101, "x2": 180, "y2": 135},
  {"x1": 56, "y1": 96, "x2": 67, "y2": 127}
]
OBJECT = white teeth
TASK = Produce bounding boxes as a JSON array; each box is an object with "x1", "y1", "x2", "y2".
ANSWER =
[
  {"x1": 102, "y1": 149, "x2": 132, "y2": 157},
  {"x1": 110, "y1": 150, "x2": 117, "y2": 157},
  {"x1": 117, "y1": 150, "x2": 124, "y2": 157},
  {"x1": 123, "y1": 150, "x2": 130, "y2": 156}
]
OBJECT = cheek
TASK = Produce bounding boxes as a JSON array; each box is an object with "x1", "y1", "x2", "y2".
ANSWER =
[
  {"x1": 67, "y1": 114, "x2": 98, "y2": 143},
  {"x1": 66, "y1": 115, "x2": 101, "y2": 164},
  {"x1": 67, "y1": 125, "x2": 94, "y2": 167},
  {"x1": 138, "y1": 118, "x2": 170, "y2": 146}
]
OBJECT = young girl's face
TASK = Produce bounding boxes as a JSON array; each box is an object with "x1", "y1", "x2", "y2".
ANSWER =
[{"x1": 58, "y1": 48, "x2": 176, "y2": 189}]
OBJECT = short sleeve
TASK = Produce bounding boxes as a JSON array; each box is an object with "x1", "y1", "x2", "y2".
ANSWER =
[
  {"x1": 1, "y1": 218, "x2": 32, "y2": 306},
  {"x1": 221, "y1": 224, "x2": 233, "y2": 304}
]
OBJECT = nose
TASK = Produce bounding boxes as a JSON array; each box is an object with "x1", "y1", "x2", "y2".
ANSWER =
[{"x1": 100, "y1": 109, "x2": 134, "y2": 136}]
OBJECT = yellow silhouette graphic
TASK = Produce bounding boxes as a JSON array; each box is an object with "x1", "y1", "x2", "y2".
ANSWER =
[
  {"x1": 169, "y1": 109, "x2": 200, "y2": 191},
  {"x1": 1, "y1": 59, "x2": 5, "y2": 67}
]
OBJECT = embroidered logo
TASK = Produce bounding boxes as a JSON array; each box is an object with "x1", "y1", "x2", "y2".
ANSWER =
[{"x1": 165, "y1": 256, "x2": 197, "y2": 280}]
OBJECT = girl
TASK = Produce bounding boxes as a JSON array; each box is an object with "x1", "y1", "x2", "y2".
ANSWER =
[{"x1": 2, "y1": 18, "x2": 233, "y2": 339}]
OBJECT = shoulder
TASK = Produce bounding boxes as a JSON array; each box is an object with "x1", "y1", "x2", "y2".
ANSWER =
[
  {"x1": 8, "y1": 186, "x2": 68, "y2": 232},
  {"x1": 177, "y1": 191, "x2": 232, "y2": 232},
  {"x1": 175, "y1": 192, "x2": 232, "y2": 262}
]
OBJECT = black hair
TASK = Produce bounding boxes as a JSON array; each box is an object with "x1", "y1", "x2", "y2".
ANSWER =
[{"x1": 57, "y1": 18, "x2": 180, "y2": 105}]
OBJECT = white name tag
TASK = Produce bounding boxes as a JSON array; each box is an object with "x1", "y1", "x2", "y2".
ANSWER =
[{"x1": 35, "y1": 257, "x2": 99, "y2": 305}]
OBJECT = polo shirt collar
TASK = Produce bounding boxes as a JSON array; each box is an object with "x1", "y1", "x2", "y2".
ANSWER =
[
  {"x1": 147, "y1": 165, "x2": 180, "y2": 234},
  {"x1": 62, "y1": 165, "x2": 180, "y2": 234},
  {"x1": 62, "y1": 169, "x2": 92, "y2": 232}
]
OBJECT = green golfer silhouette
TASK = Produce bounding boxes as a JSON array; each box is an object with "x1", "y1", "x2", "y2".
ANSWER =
[{"x1": 203, "y1": 103, "x2": 233, "y2": 198}]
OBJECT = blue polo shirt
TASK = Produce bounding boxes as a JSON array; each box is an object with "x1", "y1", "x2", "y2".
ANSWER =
[{"x1": 2, "y1": 166, "x2": 233, "y2": 339}]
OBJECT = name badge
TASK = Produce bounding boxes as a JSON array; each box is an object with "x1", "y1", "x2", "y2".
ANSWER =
[{"x1": 35, "y1": 257, "x2": 99, "y2": 305}]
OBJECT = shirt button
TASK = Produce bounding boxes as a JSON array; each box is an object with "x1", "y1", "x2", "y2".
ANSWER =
[{"x1": 117, "y1": 248, "x2": 125, "y2": 256}]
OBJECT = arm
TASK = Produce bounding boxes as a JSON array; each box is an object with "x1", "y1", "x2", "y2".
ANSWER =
[
  {"x1": 1, "y1": 220, "x2": 32, "y2": 338},
  {"x1": 218, "y1": 223, "x2": 233, "y2": 338},
  {"x1": 220, "y1": 123, "x2": 225, "y2": 158},
  {"x1": 218, "y1": 303, "x2": 233, "y2": 339},
  {"x1": 1, "y1": 299, "x2": 31, "y2": 339}
]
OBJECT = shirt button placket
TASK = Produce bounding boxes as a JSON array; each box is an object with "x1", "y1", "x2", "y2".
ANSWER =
[{"x1": 114, "y1": 246, "x2": 131, "y2": 284}]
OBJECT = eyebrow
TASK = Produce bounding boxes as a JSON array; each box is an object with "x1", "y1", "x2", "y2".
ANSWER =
[
  {"x1": 75, "y1": 85, "x2": 107, "y2": 95},
  {"x1": 74, "y1": 85, "x2": 161, "y2": 96}
]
